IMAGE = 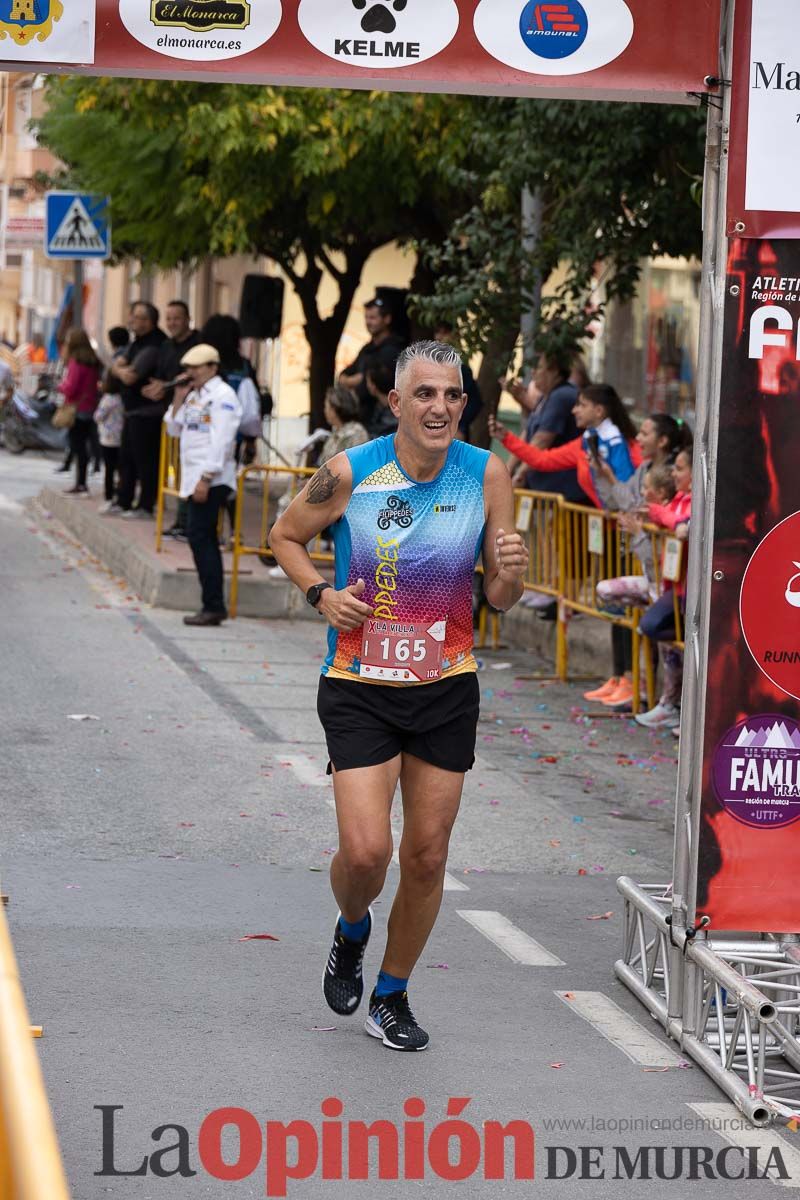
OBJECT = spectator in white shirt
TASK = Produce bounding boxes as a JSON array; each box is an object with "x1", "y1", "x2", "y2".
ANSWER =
[{"x1": 163, "y1": 343, "x2": 241, "y2": 626}]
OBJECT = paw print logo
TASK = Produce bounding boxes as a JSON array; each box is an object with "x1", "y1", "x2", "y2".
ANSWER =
[
  {"x1": 352, "y1": 0, "x2": 407, "y2": 35},
  {"x1": 298, "y1": 0, "x2": 459, "y2": 69}
]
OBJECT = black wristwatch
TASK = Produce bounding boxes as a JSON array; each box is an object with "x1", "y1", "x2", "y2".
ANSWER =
[{"x1": 306, "y1": 581, "x2": 332, "y2": 609}]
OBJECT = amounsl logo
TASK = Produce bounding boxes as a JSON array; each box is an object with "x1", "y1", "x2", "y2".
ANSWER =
[
  {"x1": 0, "y1": 0, "x2": 64, "y2": 46},
  {"x1": 474, "y1": 0, "x2": 633, "y2": 75}
]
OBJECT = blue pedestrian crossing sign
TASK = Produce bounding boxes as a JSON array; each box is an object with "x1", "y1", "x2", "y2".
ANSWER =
[{"x1": 45, "y1": 192, "x2": 111, "y2": 260}]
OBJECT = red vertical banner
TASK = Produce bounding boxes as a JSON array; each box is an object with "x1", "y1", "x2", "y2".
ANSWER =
[{"x1": 698, "y1": 239, "x2": 800, "y2": 930}]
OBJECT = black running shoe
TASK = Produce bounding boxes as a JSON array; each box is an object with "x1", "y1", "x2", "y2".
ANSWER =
[
  {"x1": 365, "y1": 988, "x2": 429, "y2": 1051},
  {"x1": 322, "y1": 909, "x2": 373, "y2": 1015}
]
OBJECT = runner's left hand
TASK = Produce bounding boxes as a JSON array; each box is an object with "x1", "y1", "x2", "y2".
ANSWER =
[{"x1": 495, "y1": 529, "x2": 528, "y2": 582}]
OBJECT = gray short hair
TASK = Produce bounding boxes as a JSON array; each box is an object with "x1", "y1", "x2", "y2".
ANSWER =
[{"x1": 395, "y1": 340, "x2": 463, "y2": 391}]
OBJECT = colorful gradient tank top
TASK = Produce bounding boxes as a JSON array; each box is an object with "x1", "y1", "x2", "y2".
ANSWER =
[{"x1": 323, "y1": 435, "x2": 490, "y2": 684}]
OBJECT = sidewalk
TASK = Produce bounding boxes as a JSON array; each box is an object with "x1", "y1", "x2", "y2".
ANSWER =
[
  {"x1": 34, "y1": 484, "x2": 314, "y2": 619},
  {"x1": 33, "y1": 483, "x2": 614, "y2": 675}
]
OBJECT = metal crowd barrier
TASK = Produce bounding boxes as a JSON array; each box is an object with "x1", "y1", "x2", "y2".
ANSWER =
[
  {"x1": 559, "y1": 500, "x2": 653, "y2": 711},
  {"x1": 211, "y1": 464, "x2": 685, "y2": 705},
  {"x1": 154, "y1": 426, "x2": 181, "y2": 552},
  {"x1": 229, "y1": 464, "x2": 333, "y2": 618},
  {"x1": 0, "y1": 899, "x2": 70, "y2": 1199}
]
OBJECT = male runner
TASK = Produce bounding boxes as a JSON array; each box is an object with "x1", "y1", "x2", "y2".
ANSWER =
[{"x1": 270, "y1": 341, "x2": 528, "y2": 1050}]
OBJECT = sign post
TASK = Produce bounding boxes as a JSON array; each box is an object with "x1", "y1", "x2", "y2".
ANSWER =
[{"x1": 45, "y1": 191, "x2": 110, "y2": 331}]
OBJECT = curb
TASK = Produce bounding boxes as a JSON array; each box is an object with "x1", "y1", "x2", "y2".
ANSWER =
[
  {"x1": 30, "y1": 487, "x2": 609, "y2": 674},
  {"x1": 32, "y1": 488, "x2": 316, "y2": 621}
]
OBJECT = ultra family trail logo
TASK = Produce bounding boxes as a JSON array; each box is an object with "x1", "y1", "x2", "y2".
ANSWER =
[{"x1": 0, "y1": 0, "x2": 63, "y2": 47}]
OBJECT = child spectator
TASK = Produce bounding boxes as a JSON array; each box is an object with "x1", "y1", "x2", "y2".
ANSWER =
[
  {"x1": 489, "y1": 383, "x2": 641, "y2": 507},
  {"x1": 635, "y1": 446, "x2": 693, "y2": 729},
  {"x1": 96, "y1": 326, "x2": 130, "y2": 515},
  {"x1": 598, "y1": 464, "x2": 677, "y2": 610},
  {"x1": 583, "y1": 416, "x2": 692, "y2": 708},
  {"x1": 94, "y1": 391, "x2": 125, "y2": 513}
]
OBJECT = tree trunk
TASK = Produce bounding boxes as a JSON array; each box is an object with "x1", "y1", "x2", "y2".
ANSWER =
[
  {"x1": 286, "y1": 238, "x2": 378, "y2": 430},
  {"x1": 407, "y1": 250, "x2": 438, "y2": 341},
  {"x1": 472, "y1": 327, "x2": 518, "y2": 449}
]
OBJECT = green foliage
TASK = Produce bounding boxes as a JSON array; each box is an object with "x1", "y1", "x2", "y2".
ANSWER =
[
  {"x1": 36, "y1": 78, "x2": 706, "y2": 410},
  {"x1": 36, "y1": 78, "x2": 473, "y2": 271},
  {"x1": 412, "y1": 96, "x2": 706, "y2": 371}
]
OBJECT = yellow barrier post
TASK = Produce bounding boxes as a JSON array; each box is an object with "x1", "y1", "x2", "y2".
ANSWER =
[
  {"x1": 0, "y1": 903, "x2": 71, "y2": 1200},
  {"x1": 229, "y1": 464, "x2": 334, "y2": 618},
  {"x1": 229, "y1": 470, "x2": 247, "y2": 619},
  {"x1": 154, "y1": 429, "x2": 181, "y2": 554}
]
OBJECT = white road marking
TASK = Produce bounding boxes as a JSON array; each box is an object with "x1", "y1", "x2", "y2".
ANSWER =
[
  {"x1": 556, "y1": 990, "x2": 682, "y2": 1066},
  {"x1": 688, "y1": 1103, "x2": 800, "y2": 1188},
  {"x1": 0, "y1": 493, "x2": 23, "y2": 515},
  {"x1": 443, "y1": 872, "x2": 470, "y2": 893},
  {"x1": 389, "y1": 849, "x2": 469, "y2": 892},
  {"x1": 458, "y1": 910, "x2": 565, "y2": 965}
]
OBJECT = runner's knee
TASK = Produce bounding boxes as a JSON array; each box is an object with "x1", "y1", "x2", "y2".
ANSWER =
[
  {"x1": 339, "y1": 840, "x2": 393, "y2": 880},
  {"x1": 398, "y1": 841, "x2": 449, "y2": 888}
]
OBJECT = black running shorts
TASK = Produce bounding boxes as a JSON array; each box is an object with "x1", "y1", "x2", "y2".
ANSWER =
[{"x1": 317, "y1": 673, "x2": 480, "y2": 775}]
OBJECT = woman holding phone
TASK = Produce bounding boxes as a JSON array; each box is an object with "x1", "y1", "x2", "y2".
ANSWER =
[
  {"x1": 489, "y1": 384, "x2": 641, "y2": 709},
  {"x1": 488, "y1": 383, "x2": 639, "y2": 507}
]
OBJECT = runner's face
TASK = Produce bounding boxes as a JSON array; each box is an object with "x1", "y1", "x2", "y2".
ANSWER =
[{"x1": 391, "y1": 360, "x2": 465, "y2": 450}]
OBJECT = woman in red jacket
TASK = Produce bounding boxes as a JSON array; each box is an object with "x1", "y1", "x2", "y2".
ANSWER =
[
  {"x1": 488, "y1": 383, "x2": 641, "y2": 506},
  {"x1": 59, "y1": 328, "x2": 101, "y2": 495}
]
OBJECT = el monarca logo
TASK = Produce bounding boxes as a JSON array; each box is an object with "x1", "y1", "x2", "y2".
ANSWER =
[
  {"x1": 118, "y1": 0, "x2": 281, "y2": 59},
  {"x1": 150, "y1": 0, "x2": 250, "y2": 31}
]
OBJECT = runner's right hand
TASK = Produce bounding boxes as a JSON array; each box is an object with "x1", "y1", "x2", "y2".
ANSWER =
[{"x1": 318, "y1": 578, "x2": 374, "y2": 631}]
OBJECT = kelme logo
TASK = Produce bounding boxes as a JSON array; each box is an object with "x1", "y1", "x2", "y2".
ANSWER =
[{"x1": 298, "y1": 0, "x2": 459, "y2": 68}]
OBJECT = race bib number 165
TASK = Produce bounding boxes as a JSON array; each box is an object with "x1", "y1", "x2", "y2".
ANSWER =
[{"x1": 360, "y1": 619, "x2": 446, "y2": 683}]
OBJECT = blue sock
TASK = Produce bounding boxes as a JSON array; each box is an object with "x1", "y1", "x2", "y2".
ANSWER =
[
  {"x1": 339, "y1": 913, "x2": 370, "y2": 942},
  {"x1": 376, "y1": 970, "x2": 408, "y2": 998}
]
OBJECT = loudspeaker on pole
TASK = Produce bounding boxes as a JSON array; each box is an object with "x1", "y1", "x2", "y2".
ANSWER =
[{"x1": 239, "y1": 274, "x2": 284, "y2": 340}]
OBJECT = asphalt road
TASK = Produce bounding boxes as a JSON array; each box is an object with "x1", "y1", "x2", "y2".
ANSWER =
[{"x1": 1, "y1": 449, "x2": 795, "y2": 1198}]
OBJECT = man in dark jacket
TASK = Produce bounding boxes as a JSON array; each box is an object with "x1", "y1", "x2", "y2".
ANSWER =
[
  {"x1": 339, "y1": 297, "x2": 406, "y2": 428},
  {"x1": 112, "y1": 301, "x2": 167, "y2": 518},
  {"x1": 141, "y1": 300, "x2": 201, "y2": 536}
]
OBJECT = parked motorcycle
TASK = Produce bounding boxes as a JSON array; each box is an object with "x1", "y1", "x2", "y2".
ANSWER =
[{"x1": 0, "y1": 380, "x2": 68, "y2": 455}]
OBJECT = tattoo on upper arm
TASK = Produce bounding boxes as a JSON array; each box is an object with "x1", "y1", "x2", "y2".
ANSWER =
[{"x1": 306, "y1": 463, "x2": 339, "y2": 505}]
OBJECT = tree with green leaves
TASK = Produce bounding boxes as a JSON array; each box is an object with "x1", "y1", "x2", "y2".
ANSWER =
[
  {"x1": 37, "y1": 78, "x2": 705, "y2": 430},
  {"x1": 36, "y1": 77, "x2": 477, "y2": 425},
  {"x1": 412, "y1": 96, "x2": 706, "y2": 409}
]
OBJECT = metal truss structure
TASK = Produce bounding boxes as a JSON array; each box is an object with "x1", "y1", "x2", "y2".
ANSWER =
[{"x1": 616, "y1": 878, "x2": 800, "y2": 1128}]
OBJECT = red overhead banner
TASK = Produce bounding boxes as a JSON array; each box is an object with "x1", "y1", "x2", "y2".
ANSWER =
[
  {"x1": 728, "y1": 0, "x2": 800, "y2": 240},
  {"x1": 0, "y1": 0, "x2": 719, "y2": 104}
]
